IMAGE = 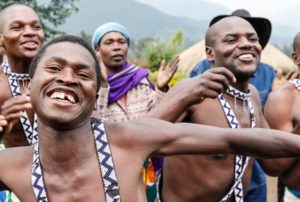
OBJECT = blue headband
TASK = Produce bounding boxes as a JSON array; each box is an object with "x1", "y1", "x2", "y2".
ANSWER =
[{"x1": 92, "y1": 22, "x2": 131, "y2": 48}]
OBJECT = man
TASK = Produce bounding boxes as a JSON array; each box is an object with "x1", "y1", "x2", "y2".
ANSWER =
[
  {"x1": 189, "y1": 9, "x2": 275, "y2": 202},
  {"x1": 2, "y1": 34, "x2": 300, "y2": 202},
  {"x1": 148, "y1": 15, "x2": 275, "y2": 201},
  {"x1": 0, "y1": 3, "x2": 45, "y2": 147},
  {"x1": 264, "y1": 32, "x2": 300, "y2": 202}
]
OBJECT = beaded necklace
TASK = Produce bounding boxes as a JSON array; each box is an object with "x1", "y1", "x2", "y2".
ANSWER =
[
  {"x1": 218, "y1": 85, "x2": 256, "y2": 202},
  {"x1": 2, "y1": 62, "x2": 38, "y2": 144}
]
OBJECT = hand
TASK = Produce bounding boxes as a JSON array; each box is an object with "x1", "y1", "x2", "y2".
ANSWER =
[
  {"x1": 1, "y1": 95, "x2": 32, "y2": 135},
  {"x1": 0, "y1": 115, "x2": 8, "y2": 134},
  {"x1": 156, "y1": 55, "x2": 180, "y2": 91},
  {"x1": 174, "y1": 67, "x2": 236, "y2": 104}
]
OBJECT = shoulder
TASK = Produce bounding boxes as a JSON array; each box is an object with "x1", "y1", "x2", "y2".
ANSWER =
[
  {"x1": 249, "y1": 84, "x2": 261, "y2": 104},
  {"x1": 0, "y1": 146, "x2": 32, "y2": 176},
  {"x1": 268, "y1": 82, "x2": 296, "y2": 104}
]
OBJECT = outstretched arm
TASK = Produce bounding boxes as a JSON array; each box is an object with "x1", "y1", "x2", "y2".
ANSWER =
[
  {"x1": 146, "y1": 67, "x2": 236, "y2": 122},
  {"x1": 117, "y1": 118, "x2": 300, "y2": 159}
]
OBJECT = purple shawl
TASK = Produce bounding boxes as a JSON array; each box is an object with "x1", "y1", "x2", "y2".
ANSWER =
[{"x1": 108, "y1": 61, "x2": 154, "y2": 104}]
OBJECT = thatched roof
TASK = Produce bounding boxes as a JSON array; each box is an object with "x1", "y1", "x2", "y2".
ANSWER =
[{"x1": 178, "y1": 40, "x2": 297, "y2": 74}]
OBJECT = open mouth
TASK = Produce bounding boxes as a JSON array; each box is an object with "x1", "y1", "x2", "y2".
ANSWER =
[
  {"x1": 48, "y1": 90, "x2": 78, "y2": 104},
  {"x1": 21, "y1": 41, "x2": 39, "y2": 49},
  {"x1": 237, "y1": 53, "x2": 256, "y2": 62}
]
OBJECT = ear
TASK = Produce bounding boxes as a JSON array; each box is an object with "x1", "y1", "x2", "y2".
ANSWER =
[
  {"x1": 292, "y1": 52, "x2": 300, "y2": 66},
  {"x1": 206, "y1": 46, "x2": 215, "y2": 63}
]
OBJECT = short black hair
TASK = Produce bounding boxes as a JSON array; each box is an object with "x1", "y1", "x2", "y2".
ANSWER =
[{"x1": 29, "y1": 35, "x2": 101, "y2": 92}]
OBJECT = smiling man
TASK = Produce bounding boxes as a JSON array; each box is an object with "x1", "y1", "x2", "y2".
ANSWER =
[
  {"x1": 0, "y1": 3, "x2": 45, "y2": 147},
  {"x1": 1, "y1": 35, "x2": 300, "y2": 202},
  {"x1": 147, "y1": 16, "x2": 275, "y2": 202}
]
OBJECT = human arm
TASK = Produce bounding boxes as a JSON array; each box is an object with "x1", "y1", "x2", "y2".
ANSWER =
[
  {"x1": 116, "y1": 118, "x2": 300, "y2": 159},
  {"x1": 260, "y1": 87, "x2": 297, "y2": 176},
  {"x1": 146, "y1": 67, "x2": 236, "y2": 122}
]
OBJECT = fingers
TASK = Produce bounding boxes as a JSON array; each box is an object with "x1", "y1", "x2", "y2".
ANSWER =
[
  {"x1": 0, "y1": 115, "x2": 8, "y2": 133},
  {"x1": 1, "y1": 95, "x2": 31, "y2": 120},
  {"x1": 209, "y1": 67, "x2": 236, "y2": 84},
  {"x1": 169, "y1": 55, "x2": 180, "y2": 72},
  {"x1": 159, "y1": 59, "x2": 166, "y2": 71}
]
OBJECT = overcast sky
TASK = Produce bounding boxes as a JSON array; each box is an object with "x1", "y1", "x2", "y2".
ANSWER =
[{"x1": 209, "y1": 0, "x2": 299, "y2": 18}]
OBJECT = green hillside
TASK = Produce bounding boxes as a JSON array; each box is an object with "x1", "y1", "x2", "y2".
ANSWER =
[{"x1": 57, "y1": 0, "x2": 211, "y2": 45}]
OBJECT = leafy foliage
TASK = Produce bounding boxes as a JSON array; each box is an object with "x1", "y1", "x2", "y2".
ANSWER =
[
  {"x1": 143, "y1": 30, "x2": 184, "y2": 71},
  {"x1": 0, "y1": 0, "x2": 79, "y2": 39},
  {"x1": 149, "y1": 70, "x2": 188, "y2": 87}
]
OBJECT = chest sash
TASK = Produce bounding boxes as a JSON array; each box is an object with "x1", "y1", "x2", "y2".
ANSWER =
[
  {"x1": 31, "y1": 119, "x2": 121, "y2": 202},
  {"x1": 2, "y1": 62, "x2": 38, "y2": 144},
  {"x1": 218, "y1": 86, "x2": 256, "y2": 202}
]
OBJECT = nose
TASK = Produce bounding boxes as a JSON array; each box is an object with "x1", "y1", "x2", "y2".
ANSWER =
[
  {"x1": 238, "y1": 37, "x2": 252, "y2": 49},
  {"x1": 23, "y1": 25, "x2": 37, "y2": 37},
  {"x1": 57, "y1": 68, "x2": 79, "y2": 86},
  {"x1": 112, "y1": 42, "x2": 122, "y2": 50}
]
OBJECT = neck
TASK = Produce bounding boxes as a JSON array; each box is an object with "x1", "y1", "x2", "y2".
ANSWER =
[
  {"x1": 229, "y1": 80, "x2": 249, "y2": 93},
  {"x1": 7, "y1": 56, "x2": 31, "y2": 74},
  {"x1": 38, "y1": 119, "x2": 95, "y2": 172}
]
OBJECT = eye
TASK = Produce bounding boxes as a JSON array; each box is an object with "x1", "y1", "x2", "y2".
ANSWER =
[
  {"x1": 224, "y1": 37, "x2": 236, "y2": 44},
  {"x1": 32, "y1": 24, "x2": 42, "y2": 30},
  {"x1": 119, "y1": 39, "x2": 126, "y2": 44},
  {"x1": 46, "y1": 65, "x2": 62, "y2": 72},
  {"x1": 249, "y1": 36, "x2": 259, "y2": 42},
  {"x1": 11, "y1": 26, "x2": 22, "y2": 31},
  {"x1": 77, "y1": 71, "x2": 92, "y2": 80}
]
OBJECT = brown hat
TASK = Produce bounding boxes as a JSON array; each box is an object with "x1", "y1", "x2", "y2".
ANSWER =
[{"x1": 209, "y1": 9, "x2": 272, "y2": 49}]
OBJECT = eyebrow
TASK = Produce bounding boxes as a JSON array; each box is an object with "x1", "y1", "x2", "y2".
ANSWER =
[
  {"x1": 9, "y1": 20, "x2": 41, "y2": 25},
  {"x1": 45, "y1": 56, "x2": 92, "y2": 70}
]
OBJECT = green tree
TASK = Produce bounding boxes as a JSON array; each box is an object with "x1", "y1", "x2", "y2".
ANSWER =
[
  {"x1": 0, "y1": 0, "x2": 79, "y2": 39},
  {"x1": 143, "y1": 30, "x2": 184, "y2": 71}
]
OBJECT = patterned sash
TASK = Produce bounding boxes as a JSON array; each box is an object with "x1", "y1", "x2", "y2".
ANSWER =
[
  {"x1": 289, "y1": 79, "x2": 300, "y2": 90},
  {"x1": 2, "y1": 62, "x2": 38, "y2": 144},
  {"x1": 218, "y1": 86, "x2": 256, "y2": 202},
  {"x1": 31, "y1": 119, "x2": 121, "y2": 202}
]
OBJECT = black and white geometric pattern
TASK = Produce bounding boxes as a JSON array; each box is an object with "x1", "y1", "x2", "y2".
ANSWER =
[
  {"x1": 2, "y1": 62, "x2": 38, "y2": 144},
  {"x1": 31, "y1": 119, "x2": 121, "y2": 202},
  {"x1": 218, "y1": 86, "x2": 256, "y2": 202},
  {"x1": 289, "y1": 79, "x2": 300, "y2": 90},
  {"x1": 226, "y1": 85, "x2": 251, "y2": 101},
  {"x1": 93, "y1": 119, "x2": 120, "y2": 202},
  {"x1": 32, "y1": 143, "x2": 48, "y2": 201}
]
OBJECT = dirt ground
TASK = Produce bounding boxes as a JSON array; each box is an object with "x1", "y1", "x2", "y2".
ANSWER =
[{"x1": 267, "y1": 176, "x2": 278, "y2": 202}]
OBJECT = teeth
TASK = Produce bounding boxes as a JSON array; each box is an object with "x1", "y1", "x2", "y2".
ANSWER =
[
  {"x1": 66, "y1": 94, "x2": 75, "y2": 103},
  {"x1": 50, "y1": 91, "x2": 76, "y2": 104},
  {"x1": 239, "y1": 54, "x2": 253, "y2": 59}
]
